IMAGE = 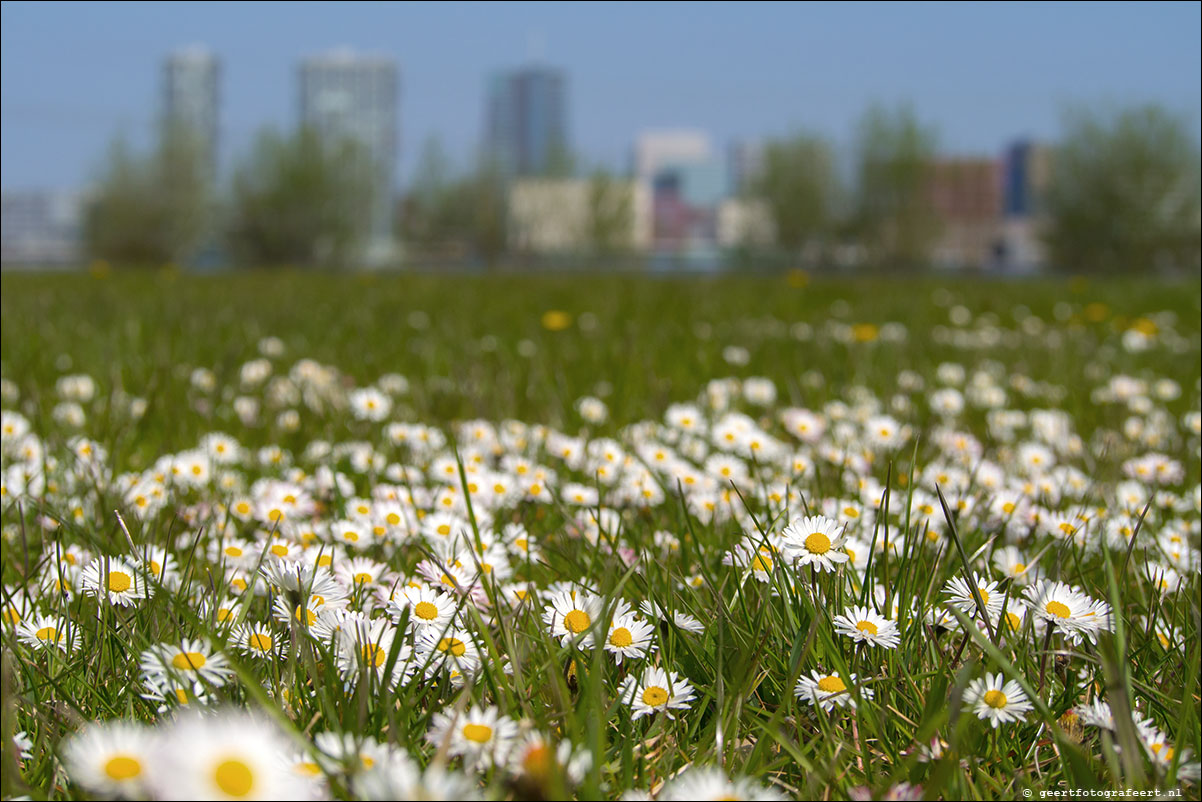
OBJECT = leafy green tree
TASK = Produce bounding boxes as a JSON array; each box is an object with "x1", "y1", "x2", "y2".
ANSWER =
[
  {"x1": 1044, "y1": 104, "x2": 1201, "y2": 274},
  {"x1": 84, "y1": 123, "x2": 213, "y2": 267},
  {"x1": 465, "y1": 155, "x2": 510, "y2": 266},
  {"x1": 584, "y1": 168, "x2": 635, "y2": 257},
  {"x1": 226, "y1": 126, "x2": 375, "y2": 267},
  {"x1": 852, "y1": 103, "x2": 941, "y2": 269},
  {"x1": 748, "y1": 133, "x2": 841, "y2": 262},
  {"x1": 399, "y1": 136, "x2": 473, "y2": 260}
]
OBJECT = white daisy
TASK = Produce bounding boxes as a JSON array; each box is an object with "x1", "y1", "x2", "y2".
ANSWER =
[
  {"x1": 779, "y1": 515, "x2": 850, "y2": 573},
  {"x1": 831, "y1": 605, "x2": 901, "y2": 649},
  {"x1": 61, "y1": 720, "x2": 154, "y2": 798},
  {"x1": 426, "y1": 705, "x2": 519, "y2": 770},
  {"x1": 604, "y1": 612, "x2": 657, "y2": 665},
  {"x1": 150, "y1": 710, "x2": 308, "y2": 800},
  {"x1": 80, "y1": 557, "x2": 149, "y2": 607},
  {"x1": 965, "y1": 672, "x2": 1034, "y2": 728},
  {"x1": 542, "y1": 589, "x2": 605, "y2": 648},
  {"x1": 795, "y1": 669, "x2": 873, "y2": 712},
  {"x1": 619, "y1": 665, "x2": 696, "y2": 720},
  {"x1": 1022, "y1": 580, "x2": 1113, "y2": 645},
  {"x1": 139, "y1": 638, "x2": 233, "y2": 688}
]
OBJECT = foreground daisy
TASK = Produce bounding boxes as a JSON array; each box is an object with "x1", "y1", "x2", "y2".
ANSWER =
[
  {"x1": 658, "y1": 765, "x2": 789, "y2": 801},
  {"x1": 619, "y1": 665, "x2": 696, "y2": 720},
  {"x1": 426, "y1": 705, "x2": 519, "y2": 770},
  {"x1": 832, "y1": 605, "x2": 901, "y2": 649},
  {"x1": 61, "y1": 720, "x2": 154, "y2": 798},
  {"x1": 150, "y1": 710, "x2": 308, "y2": 800},
  {"x1": 965, "y1": 672, "x2": 1034, "y2": 728}
]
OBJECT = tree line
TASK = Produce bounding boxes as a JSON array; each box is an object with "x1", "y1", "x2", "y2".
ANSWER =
[{"x1": 83, "y1": 102, "x2": 1200, "y2": 273}]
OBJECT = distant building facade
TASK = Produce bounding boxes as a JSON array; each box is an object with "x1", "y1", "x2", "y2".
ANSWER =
[
  {"x1": 1, "y1": 190, "x2": 86, "y2": 267},
  {"x1": 484, "y1": 66, "x2": 569, "y2": 177},
  {"x1": 998, "y1": 139, "x2": 1053, "y2": 271},
  {"x1": 299, "y1": 49, "x2": 399, "y2": 265},
  {"x1": 925, "y1": 157, "x2": 1003, "y2": 270},
  {"x1": 508, "y1": 177, "x2": 651, "y2": 255},
  {"x1": 163, "y1": 46, "x2": 221, "y2": 180},
  {"x1": 727, "y1": 140, "x2": 765, "y2": 196}
]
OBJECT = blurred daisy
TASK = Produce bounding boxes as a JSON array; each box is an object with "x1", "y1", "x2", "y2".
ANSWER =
[
  {"x1": 832, "y1": 605, "x2": 900, "y2": 649},
  {"x1": 61, "y1": 720, "x2": 154, "y2": 798},
  {"x1": 659, "y1": 765, "x2": 789, "y2": 801},
  {"x1": 620, "y1": 665, "x2": 696, "y2": 720},
  {"x1": 150, "y1": 710, "x2": 308, "y2": 800},
  {"x1": 965, "y1": 672, "x2": 1033, "y2": 728}
]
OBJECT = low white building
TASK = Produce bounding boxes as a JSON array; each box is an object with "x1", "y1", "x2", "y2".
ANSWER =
[
  {"x1": 716, "y1": 198, "x2": 775, "y2": 250},
  {"x1": 508, "y1": 177, "x2": 652, "y2": 255}
]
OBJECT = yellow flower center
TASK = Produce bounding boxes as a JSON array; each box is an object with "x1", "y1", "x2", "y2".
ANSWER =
[
  {"x1": 609, "y1": 627, "x2": 633, "y2": 648},
  {"x1": 805, "y1": 533, "x2": 831, "y2": 554},
  {"x1": 462, "y1": 723, "x2": 493, "y2": 743},
  {"x1": 353, "y1": 572, "x2": 373, "y2": 584},
  {"x1": 361, "y1": 643, "x2": 386, "y2": 667},
  {"x1": 1004, "y1": 612, "x2": 1021, "y2": 631},
  {"x1": 856, "y1": 620, "x2": 879, "y2": 635},
  {"x1": 174, "y1": 687, "x2": 191, "y2": 704},
  {"x1": 248, "y1": 633, "x2": 273, "y2": 651},
  {"x1": 172, "y1": 651, "x2": 207, "y2": 670},
  {"x1": 35, "y1": 626, "x2": 58, "y2": 641},
  {"x1": 983, "y1": 689, "x2": 1008, "y2": 709},
  {"x1": 214, "y1": 758, "x2": 255, "y2": 797},
  {"x1": 104, "y1": 755, "x2": 143, "y2": 781},
  {"x1": 414, "y1": 601, "x2": 439, "y2": 621},
  {"x1": 108, "y1": 571, "x2": 132, "y2": 593},
  {"x1": 817, "y1": 676, "x2": 847, "y2": 693},
  {"x1": 642, "y1": 686, "x2": 669, "y2": 707},
  {"x1": 1045, "y1": 600, "x2": 1072, "y2": 619},
  {"x1": 564, "y1": 609, "x2": 591, "y2": 634},
  {"x1": 270, "y1": 544, "x2": 288, "y2": 557},
  {"x1": 1012, "y1": 562, "x2": 1026, "y2": 574},
  {"x1": 977, "y1": 588, "x2": 990, "y2": 604},
  {"x1": 438, "y1": 637, "x2": 467, "y2": 657},
  {"x1": 521, "y1": 743, "x2": 552, "y2": 778},
  {"x1": 750, "y1": 553, "x2": 772, "y2": 572},
  {"x1": 225, "y1": 546, "x2": 243, "y2": 557}
]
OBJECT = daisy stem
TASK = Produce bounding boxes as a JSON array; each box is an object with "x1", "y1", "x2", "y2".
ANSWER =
[
  {"x1": 949, "y1": 631, "x2": 971, "y2": 669},
  {"x1": 1036, "y1": 626, "x2": 1054, "y2": 695}
]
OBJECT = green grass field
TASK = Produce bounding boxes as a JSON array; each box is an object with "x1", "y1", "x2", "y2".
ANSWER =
[{"x1": 1, "y1": 271, "x2": 1199, "y2": 801}]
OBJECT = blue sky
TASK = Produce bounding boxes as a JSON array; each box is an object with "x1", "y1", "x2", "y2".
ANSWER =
[{"x1": 2, "y1": 0, "x2": 1199, "y2": 190}]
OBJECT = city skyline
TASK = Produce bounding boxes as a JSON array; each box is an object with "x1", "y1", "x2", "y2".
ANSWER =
[{"x1": 2, "y1": 1, "x2": 1199, "y2": 193}]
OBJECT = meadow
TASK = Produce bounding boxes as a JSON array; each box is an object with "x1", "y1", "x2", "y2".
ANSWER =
[{"x1": 1, "y1": 270, "x2": 1199, "y2": 801}]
